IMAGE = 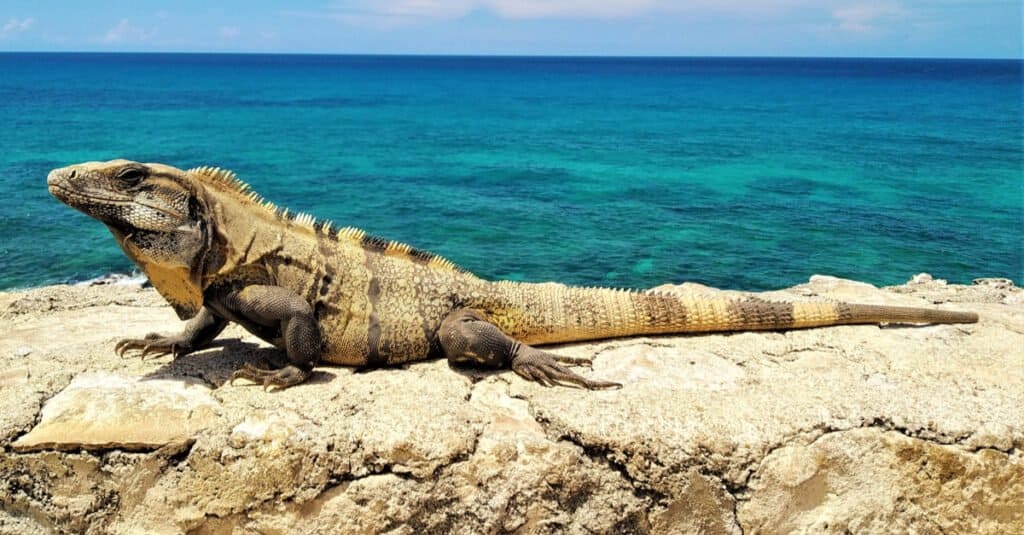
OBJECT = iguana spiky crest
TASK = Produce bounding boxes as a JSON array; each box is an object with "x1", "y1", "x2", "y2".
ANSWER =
[{"x1": 186, "y1": 165, "x2": 466, "y2": 274}]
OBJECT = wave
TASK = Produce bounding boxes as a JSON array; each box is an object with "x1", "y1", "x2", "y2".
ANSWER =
[{"x1": 73, "y1": 271, "x2": 150, "y2": 288}]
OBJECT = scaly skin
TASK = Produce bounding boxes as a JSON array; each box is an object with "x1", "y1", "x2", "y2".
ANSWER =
[{"x1": 47, "y1": 160, "x2": 979, "y2": 390}]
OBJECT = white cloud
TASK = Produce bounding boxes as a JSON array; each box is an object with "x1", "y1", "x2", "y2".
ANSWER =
[
  {"x1": 296, "y1": 0, "x2": 920, "y2": 38},
  {"x1": 485, "y1": 0, "x2": 657, "y2": 19},
  {"x1": 308, "y1": 0, "x2": 846, "y2": 26},
  {"x1": 833, "y1": 3, "x2": 906, "y2": 33},
  {"x1": 290, "y1": 0, "x2": 659, "y2": 29},
  {"x1": 375, "y1": 0, "x2": 478, "y2": 19},
  {"x1": 2, "y1": 17, "x2": 35, "y2": 36},
  {"x1": 102, "y1": 19, "x2": 157, "y2": 43},
  {"x1": 219, "y1": 26, "x2": 241, "y2": 39},
  {"x1": 284, "y1": 1, "x2": 473, "y2": 29}
]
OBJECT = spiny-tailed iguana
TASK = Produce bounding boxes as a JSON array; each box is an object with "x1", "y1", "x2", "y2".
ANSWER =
[{"x1": 47, "y1": 160, "x2": 979, "y2": 390}]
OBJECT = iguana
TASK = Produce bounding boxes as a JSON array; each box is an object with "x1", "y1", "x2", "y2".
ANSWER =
[{"x1": 47, "y1": 160, "x2": 979, "y2": 390}]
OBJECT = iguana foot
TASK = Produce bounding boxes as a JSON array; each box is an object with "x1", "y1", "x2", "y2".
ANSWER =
[
  {"x1": 512, "y1": 347, "x2": 621, "y2": 390},
  {"x1": 229, "y1": 362, "x2": 312, "y2": 391},
  {"x1": 115, "y1": 333, "x2": 193, "y2": 360}
]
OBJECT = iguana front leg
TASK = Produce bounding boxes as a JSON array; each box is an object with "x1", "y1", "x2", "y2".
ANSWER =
[
  {"x1": 439, "y1": 308, "x2": 621, "y2": 390},
  {"x1": 116, "y1": 307, "x2": 227, "y2": 359},
  {"x1": 220, "y1": 285, "x2": 321, "y2": 390}
]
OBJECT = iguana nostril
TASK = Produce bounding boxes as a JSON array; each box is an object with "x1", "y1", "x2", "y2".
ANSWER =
[{"x1": 69, "y1": 169, "x2": 77, "y2": 179}]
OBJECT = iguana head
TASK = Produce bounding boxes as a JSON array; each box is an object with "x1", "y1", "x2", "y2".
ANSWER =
[{"x1": 48, "y1": 159, "x2": 211, "y2": 318}]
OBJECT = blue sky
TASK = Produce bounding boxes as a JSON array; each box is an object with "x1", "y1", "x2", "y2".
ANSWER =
[{"x1": 1, "y1": 1, "x2": 1020, "y2": 58}]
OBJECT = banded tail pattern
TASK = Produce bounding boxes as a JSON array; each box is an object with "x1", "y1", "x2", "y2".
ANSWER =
[{"x1": 486, "y1": 282, "x2": 979, "y2": 345}]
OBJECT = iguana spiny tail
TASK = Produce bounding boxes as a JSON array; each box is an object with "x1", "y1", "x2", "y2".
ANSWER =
[{"x1": 47, "y1": 160, "x2": 979, "y2": 390}]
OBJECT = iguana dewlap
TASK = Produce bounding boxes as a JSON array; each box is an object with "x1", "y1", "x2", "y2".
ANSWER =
[{"x1": 47, "y1": 160, "x2": 979, "y2": 390}]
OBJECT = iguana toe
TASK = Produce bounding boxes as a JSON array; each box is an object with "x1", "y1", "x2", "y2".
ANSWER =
[{"x1": 115, "y1": 332, "x2": 195, "y2": 360}]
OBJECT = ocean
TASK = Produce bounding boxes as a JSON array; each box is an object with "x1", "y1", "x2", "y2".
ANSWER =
[{"x1": 1, "y1": 53, "x2": 1021, "y2": 291}]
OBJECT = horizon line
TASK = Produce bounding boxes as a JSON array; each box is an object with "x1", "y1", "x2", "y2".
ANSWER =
[{"x1": 1, "y1": 50, "x2": 1021, "y2": 62}]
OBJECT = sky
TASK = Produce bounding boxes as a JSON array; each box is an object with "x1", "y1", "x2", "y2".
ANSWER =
[{"x1": 1, "y1": 1, "x2": 1021, "y2": 58}]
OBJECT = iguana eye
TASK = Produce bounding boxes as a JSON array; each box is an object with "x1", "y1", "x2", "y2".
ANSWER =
[{"x1": 116, "y1": 166, "x2": 146, "y2": 185}]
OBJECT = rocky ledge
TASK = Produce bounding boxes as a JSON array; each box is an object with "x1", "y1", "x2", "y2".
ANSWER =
[{"x1": 1, "y1": 275, "x2": 1022, "y2": 534}]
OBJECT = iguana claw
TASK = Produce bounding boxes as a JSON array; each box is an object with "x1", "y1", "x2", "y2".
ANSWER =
[
  {"x1": 229, "y1": 363, "x2": 312, "y2": 391},
  {"x1": 115, "y1": 333, "x2": 188, "y2": 360}
]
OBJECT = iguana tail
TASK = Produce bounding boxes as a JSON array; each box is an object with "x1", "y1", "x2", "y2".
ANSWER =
[{"x1": 486, "y1": 281, "x2": 978, "y2": 345}]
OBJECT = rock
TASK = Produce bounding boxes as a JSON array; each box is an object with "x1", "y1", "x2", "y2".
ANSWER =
[
  {"x1": 0, "y1": 367, "x2": 29, "y2": 386},
  {"x1": 741, "y1": 429, "x2": 1023, "y2": 534},
  {"x1": 12, "y1": 372, "x2": 220, "y2": 452},
  {"x1": 1, "y1": 277, "x2": 1022, "y2": 534},
  {"x1": 889, "y1": 274, "x2": 1021, "y2": 306},
  {"x1": 974, "y1": 277, "x2": 1015, "y2": 289}
]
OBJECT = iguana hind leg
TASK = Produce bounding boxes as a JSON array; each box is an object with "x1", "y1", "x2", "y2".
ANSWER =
[
  {"x1": 439, "y1": 308, "x2": 621, "y2": 390},
  {"x1": 116, "y1": 307, "x2": 227, "y2": 360}
]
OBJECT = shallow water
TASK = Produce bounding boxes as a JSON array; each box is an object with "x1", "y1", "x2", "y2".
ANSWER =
[{"x1": 1, "y1": 54, "x2": 1020, "y2": 290}]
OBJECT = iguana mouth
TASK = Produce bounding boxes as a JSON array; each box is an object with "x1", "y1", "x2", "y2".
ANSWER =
[{"x1": 48, "y1": 183, "x2": 133, "y2": 207}]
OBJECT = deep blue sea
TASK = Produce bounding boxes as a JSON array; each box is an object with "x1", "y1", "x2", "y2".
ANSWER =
[{"x1": 1, "y1": 53, "x2": 1021, "y2": 291}]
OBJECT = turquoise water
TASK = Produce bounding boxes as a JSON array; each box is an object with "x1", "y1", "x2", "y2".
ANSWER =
[{"x1": 1, "y1": 53, "x2": 1021, "y2": 291}]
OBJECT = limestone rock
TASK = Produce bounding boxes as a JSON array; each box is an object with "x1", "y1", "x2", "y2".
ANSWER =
[
  {"x1": 1, "y1": 276, "x2": 1021, "y2": 534},
  {"x1": 12, "y1": 373, "x2": 220, "y2": 452},
  {"x1": 741, "y1": 428, "x2": 1023, "y2": 534}
]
